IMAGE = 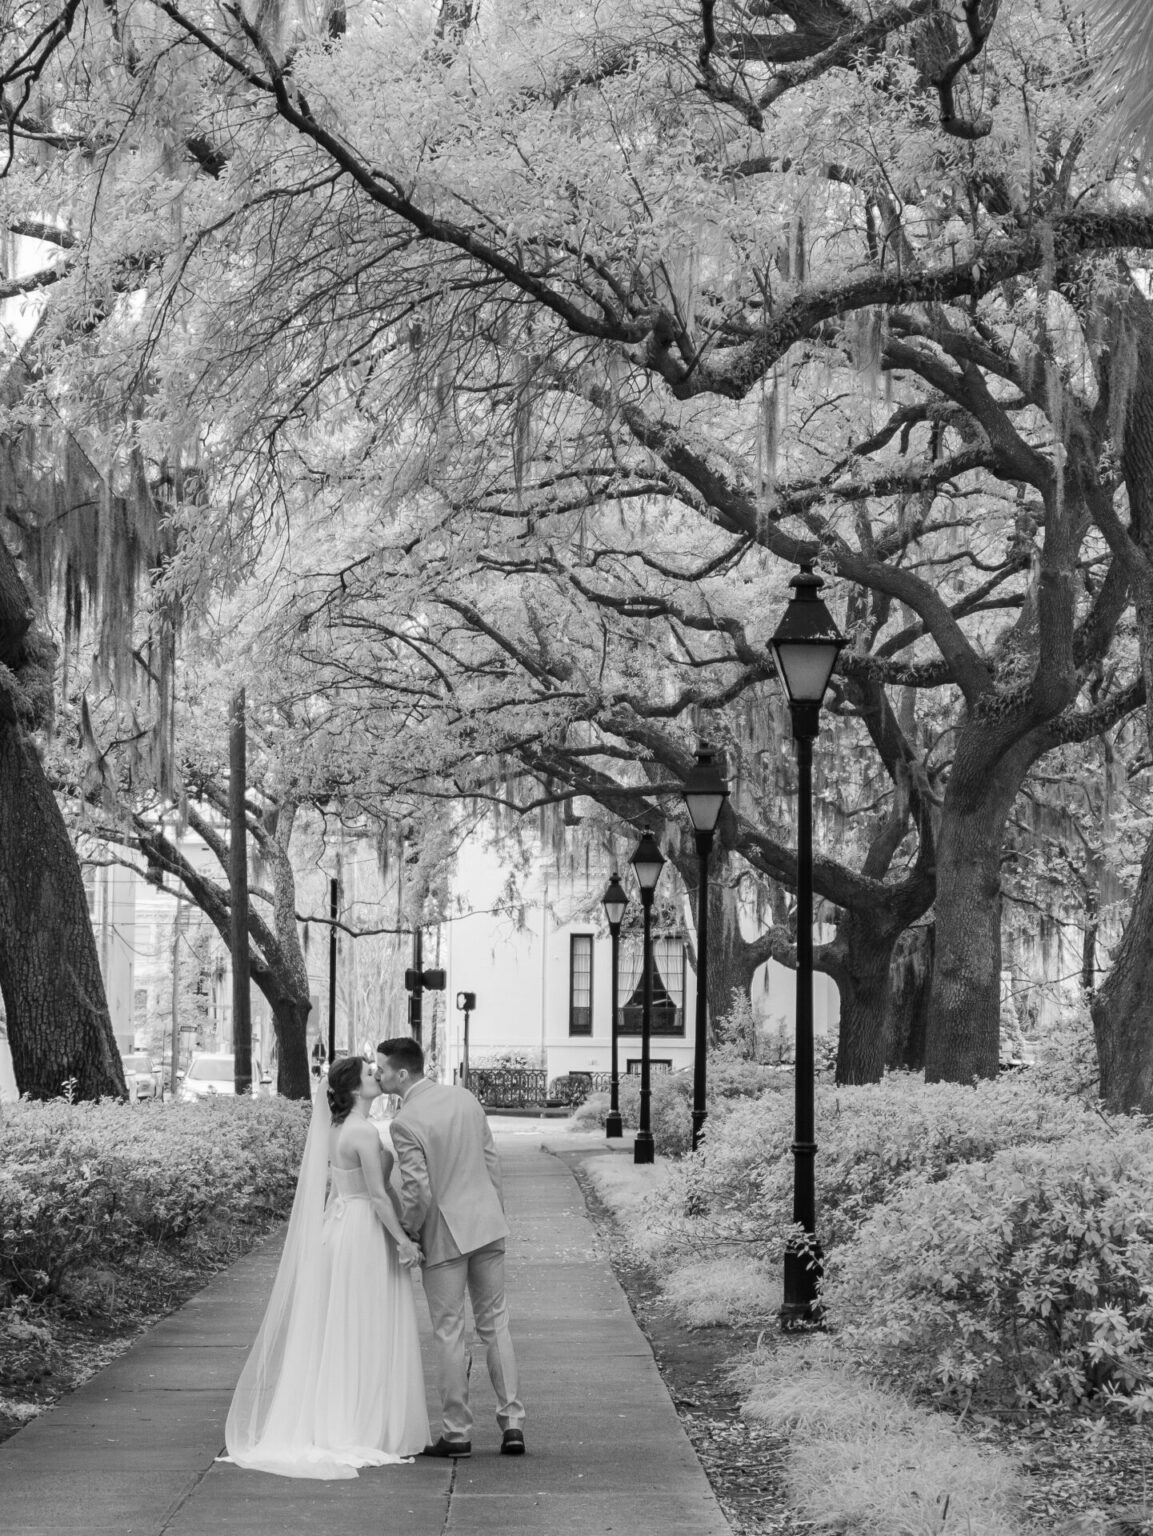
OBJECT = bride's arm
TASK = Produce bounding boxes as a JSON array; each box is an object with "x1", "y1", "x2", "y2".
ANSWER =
[
  {"x1": 350, "y1": 1124, "x2": 421, "y2": 1267},
  {"x1": 378, "y1": 1144, "x2": 407, "y2": 1222}
]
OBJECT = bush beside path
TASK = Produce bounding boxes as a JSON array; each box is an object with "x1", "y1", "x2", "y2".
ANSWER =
[
  {"x1": 562, "y1": 1068, "x2": 1153, "y2": 1536},
  {"x1": 0, "y1": 1095, "x2": 309, "y2": 1440}
]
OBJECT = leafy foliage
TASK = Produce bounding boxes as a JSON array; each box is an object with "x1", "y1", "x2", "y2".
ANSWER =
[
  {"x1": 0, "y1": 1097, "x2": 308, "y2": 1307},
  {"x1": 823, "y1": 1124, "x2": 1153, "y2": 1415},
  {"x1": 650, "y1": 1073, "x2": 1102, "y2": 1265}
]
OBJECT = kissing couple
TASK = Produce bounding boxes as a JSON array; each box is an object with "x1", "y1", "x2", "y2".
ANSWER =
[{"x1": 223, "y1": 1036, "x2": 526, "y2": 1478}]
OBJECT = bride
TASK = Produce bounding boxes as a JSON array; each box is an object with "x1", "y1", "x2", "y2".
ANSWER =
[{"x1": 223, "y1": 1055, "x2": 430, "y2": 1478}]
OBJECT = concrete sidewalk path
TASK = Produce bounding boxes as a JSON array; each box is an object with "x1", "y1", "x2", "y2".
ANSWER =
[{"x1": 0, "y1": 1135, "x2": 733, "y2": 1536}]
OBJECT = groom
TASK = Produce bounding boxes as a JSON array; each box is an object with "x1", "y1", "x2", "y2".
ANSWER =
[{"x1": 377, "y1": 1036, "x2": 526, "y2": 1458}]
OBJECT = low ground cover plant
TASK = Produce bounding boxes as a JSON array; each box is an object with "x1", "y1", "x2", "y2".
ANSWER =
[{"x1": 743, "y1": 1355, "x2": 1027, "y2": 1536}]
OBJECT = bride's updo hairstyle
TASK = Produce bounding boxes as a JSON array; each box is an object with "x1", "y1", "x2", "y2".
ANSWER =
[{"x1": 326, "y1": 1056, "x2": 365, "y2": 1125}]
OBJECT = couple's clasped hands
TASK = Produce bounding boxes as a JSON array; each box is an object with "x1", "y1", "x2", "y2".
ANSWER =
[{"x1": 396, "y1": 1232, "x2": 423, "y2": 1270}]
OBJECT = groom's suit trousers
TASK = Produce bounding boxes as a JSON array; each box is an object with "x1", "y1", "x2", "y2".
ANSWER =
[{"x1": 421, "y1": 1240, "x2": 524, "y2": 1441}]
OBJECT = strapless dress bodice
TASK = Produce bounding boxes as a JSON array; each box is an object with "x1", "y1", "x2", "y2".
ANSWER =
[{"x1": 330, "y1": 1164, "x2": 370, "y2": 1201}]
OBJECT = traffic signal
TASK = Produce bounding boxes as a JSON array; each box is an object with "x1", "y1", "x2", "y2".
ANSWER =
[
  {"x1": 404, "y1": 967, "x2": 446, "y2": 991},
  {"x1": 456, "y1": 991, "x2": 476, "y2": 1011}
]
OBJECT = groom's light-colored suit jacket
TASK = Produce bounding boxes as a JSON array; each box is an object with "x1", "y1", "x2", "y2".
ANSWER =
[{"x1": 390, "y1": 1078, "x2": 510, "y2": 1266}]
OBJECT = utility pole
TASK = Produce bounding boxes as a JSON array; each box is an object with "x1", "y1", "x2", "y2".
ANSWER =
[
  {"x1": 408, "y1": 929, "x2": 423, "y2": 1045},
  {"x1": 327, "y1": 876, "x2": 339, "y2": 1064},
  {"x1": 229, "y1": 689, "x2": 252, "y2": 1097}
]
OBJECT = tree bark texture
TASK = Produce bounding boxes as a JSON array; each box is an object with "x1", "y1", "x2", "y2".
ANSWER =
[
  {"x1": 886, "y1": 924, "x2": 934, "y2": 1072},
  {"x1": 924, "y1": 741, "x2": 1032, "y2": 1083},
  {"x1": 1090, "y1": 826, "x2": 1153, "y2": 1114},
  {"x1": 1087, "y1": 275, "x2": 1153, "y2": 1112},
  {"x1": 825, "y1": 908, "x2": 899, "y2": 1085},
  {"x1": 702, "y1": 870, "x2": 769, "y2": 1036},
  {"x1": 0, "y1": 539, "x2": 124, "y2": 1100}
]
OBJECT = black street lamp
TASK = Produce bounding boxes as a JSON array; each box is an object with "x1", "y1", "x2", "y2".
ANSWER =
[
  {"x1": 602, "y1": 873, "x2": 630, "y2": 1139},
  {"x1": 629, "y1": 827, "x2": 666, "y2": 1166},
  {"x1": 682, "y1": 746, "x2": 730, "y2": 1152},
  {"x1": 769, "y1": 564, "x2": 845, "y2": 1330}
]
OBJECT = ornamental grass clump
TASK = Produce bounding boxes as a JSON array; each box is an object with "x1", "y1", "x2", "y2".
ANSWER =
[{"x1": 822, "y1": 1122, "x2": 1153, "y2": 1415}]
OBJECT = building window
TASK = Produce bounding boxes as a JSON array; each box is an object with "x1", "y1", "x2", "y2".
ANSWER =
[
  {"x1": 626, "y1": 1059, "x2": 673, "y2": 1074},
  {"x1": 619, "y1": 937, "x2": 687, "y2": 1037},
  {"x1": 569, "y1": 934, "x2": 594, "y2": 1036}
]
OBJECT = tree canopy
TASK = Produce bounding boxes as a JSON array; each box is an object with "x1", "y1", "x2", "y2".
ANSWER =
[{"x1": 7, "y1": 0, "x2": 1153, "y2": 1101}]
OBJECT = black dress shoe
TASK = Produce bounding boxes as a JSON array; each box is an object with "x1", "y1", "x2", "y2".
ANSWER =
[
  {"x1": 500, "y1": 1429, "x2": 526, "y2": 1456},
  {"x1": 421, "y1": 1437, "x2": 471, "y2": 1458}
]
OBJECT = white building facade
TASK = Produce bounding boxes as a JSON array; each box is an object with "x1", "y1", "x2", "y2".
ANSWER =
[{"x1": 436, "y1": 825, "x2": 838, "y2": 1087}]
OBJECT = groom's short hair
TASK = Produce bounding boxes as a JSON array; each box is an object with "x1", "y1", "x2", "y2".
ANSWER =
[{"x1": 378, "y1": 1036, "x2": 424, "y2": 1075}]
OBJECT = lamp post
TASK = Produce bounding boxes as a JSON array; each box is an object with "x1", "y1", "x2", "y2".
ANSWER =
[
  {"x1": 602, "y1": 873, "x2": 630, "y2": 1139},
  {"x1": 455, "y1": 991, "x2": 476, "y2": 1089},
  {"x1": 682, "y1": 746, "x2": 730, "y2": 1153},
  {"x1": 769, "y1": 564, "x2": 845, "y2": 1330},
  {"x1": 629, "y1": 827, "x2": 666, "y2": 1166}
]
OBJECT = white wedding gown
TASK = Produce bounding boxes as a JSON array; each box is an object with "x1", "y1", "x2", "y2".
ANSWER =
[{"x1": 223, "y1": 1106, "x2": 430, "y2": 1479}]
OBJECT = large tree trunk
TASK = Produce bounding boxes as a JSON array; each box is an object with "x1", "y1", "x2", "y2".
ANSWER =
[
  {"x1": 887, "y1": 924, "x2": 934, "y2": 1072},
  {"x1": 824, "y1": 909, "x2": 899, "y2": 1085},
  {"x1": 924, "y1": 742, "x2": 1031, "y2": 1083},
  {"x1": 1088, "y1": 279, "x2": 1153, "y2": 1112},
  {"x1": 257, "y1": 804, "x2": 313, "y2": 1099},
  {"x1": 1087, "y1": 563, "x2": 1153, "y2": 1112},
  {"x1": 0, "y1": 540, "x2": 124, "y2": 1100},
  {"x1": 702, "y1": 870, "x2": 770, "y2": 1036},
  {"x1": 1090, "y1": 826, "x2": 1153, "y2": 1114},
  {"x1": 263, "y1": 990, "x2": 313, "y2": 1100}
]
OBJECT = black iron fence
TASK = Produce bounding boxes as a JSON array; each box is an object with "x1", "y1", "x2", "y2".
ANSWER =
[
  {"x1": 548, "y1": 1071, "x2": 614, "y2": 1106},
  {"x1": 468, "y1": 1068, "x2": 549, "y2": 1108},
  {"x1": 468, "y1": 1068, "x2": 618, "y2": 1108}
]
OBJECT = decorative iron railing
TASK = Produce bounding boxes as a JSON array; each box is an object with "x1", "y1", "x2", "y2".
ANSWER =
[
  {"x1": 468, "y1": 1068, "x2": 548, "y2": 1108},
  {"x1": 547, "y1": 1071, "x2": 617, "y2": 1106}
]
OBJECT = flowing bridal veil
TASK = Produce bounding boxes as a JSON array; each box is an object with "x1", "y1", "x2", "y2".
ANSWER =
[{"x1": 223, "y1": 1081, "x2": 428, "y2": 1478}]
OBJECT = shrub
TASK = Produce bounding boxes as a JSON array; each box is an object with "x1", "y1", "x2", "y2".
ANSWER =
[
  {"x1": 572, "y1": 1054, "x2": 787, "y2": 1155},
  {"x1": 0, "y1": 1097, "x2": 308, "y2": 1308},
  {"x1": 822, "y1": 1123, "x2": 1153, "y2": 1415},
  {"x1": 1030, "y1": 989, "x2": 1101, "y2": 1100},
  {"x1": 639, "y1": 1074, "x2": 1105, "y2": 1293},
  {"x1": 572, "y1": 1071, "x2": 694, "y2": 1155}
]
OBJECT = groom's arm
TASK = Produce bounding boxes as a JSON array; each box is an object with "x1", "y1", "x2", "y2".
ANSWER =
[
  {"x1": 389, "y1": 1118, "x2": 431, "y2": 1237},
  {"x1": 481, "y1": 1111, "x2": 505, "y2": 1211}
]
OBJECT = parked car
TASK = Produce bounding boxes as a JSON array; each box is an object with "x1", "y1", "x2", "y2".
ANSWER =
[
  {"x1": 120, "y1": 1052, "x2": 162, "y2": 1101},
  {"x1": 177, "y1": 1053, "x2": 273, "y2": 1102}
]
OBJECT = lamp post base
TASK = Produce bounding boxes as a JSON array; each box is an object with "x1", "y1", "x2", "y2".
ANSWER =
[
  {"x1": 633, "y1": 1131, "x2": 655, "y2": 1165},
  {"x1": 779, "y1": 1240, "x2": 824, "y2": 1333},
  {"x1": 690, "y1": 1108, "x2": 707, "y2": 1152},
  {"x1": 605, "y1": 1112, "x2": 623, "y2": 1138}
]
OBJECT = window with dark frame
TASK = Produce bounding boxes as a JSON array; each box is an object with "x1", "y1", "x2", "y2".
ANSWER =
[
  {"x1": 619, "y1": 937, "x2": 687, "y2": 1037},
  {"x1": 568, "y1": 934, "x2": 594, "y2": 1036}
]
